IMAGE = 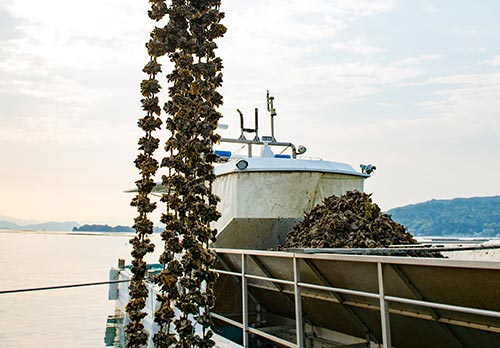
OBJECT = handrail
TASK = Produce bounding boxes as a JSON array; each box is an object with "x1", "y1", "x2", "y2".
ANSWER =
[
  {"x1": 212, "y1": 248, "x2": 500, "y2": 270},
  {"x1": 219, "y1": 137, "x2": 297, "y2": 158},
  {"x1": 212, "y1": 249, "x2": 500, "y2": 348}
]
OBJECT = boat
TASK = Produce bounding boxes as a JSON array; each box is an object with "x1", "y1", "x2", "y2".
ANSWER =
[
  {"x1": 137, "y1": 91, "x2": 372, "y2": 251},
  {"x1": 108, "y1": 93, "x2": 500, "y2": 348}
]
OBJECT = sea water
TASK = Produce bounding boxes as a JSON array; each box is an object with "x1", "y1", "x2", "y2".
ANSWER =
[{"x1": 0, "y1": 230, "x2": 162, "y2": 348}]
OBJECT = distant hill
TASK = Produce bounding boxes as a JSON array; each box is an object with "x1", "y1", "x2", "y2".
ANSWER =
[
  {"x1": 0, "y1": 214, "x2": 39, "y2": 225},
  {"x1": 387, "y1": 196, "x2": 500, "y2": 236},
  {"x1": 0, "y1": 220, "x2": 20, "y2": 230},
  {"x1": 72, "y1": 224, "x2": 164, "y2": 233},
  {"x1": 0, "y1": 220, "x2": 80, "y2": 232},
  {"x1": 73, "y1": 224, "x2": 134, "y2": 232},
  {"x1": 0, "y1": 217, "x2": 164, "y2": 233}
]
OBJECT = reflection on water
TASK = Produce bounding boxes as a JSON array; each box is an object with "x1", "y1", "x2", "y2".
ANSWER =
[
  {"x1": 0, "y1": 231, "x2": 163, "y2": 348},
  {"x1": 104, "y1": 309, "x2": 125, "y2": 348}
]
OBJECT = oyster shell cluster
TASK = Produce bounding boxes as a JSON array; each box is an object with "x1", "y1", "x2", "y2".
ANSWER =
[{"x1": 282, "y1": 191, "x2": 417, "y2": 249}]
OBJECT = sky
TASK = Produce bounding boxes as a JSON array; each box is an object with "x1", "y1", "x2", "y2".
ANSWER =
[{"x1": 0, "y1": 0, "x2": 499, "y2": 225}]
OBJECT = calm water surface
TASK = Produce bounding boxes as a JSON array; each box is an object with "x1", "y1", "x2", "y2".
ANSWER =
[{"x1": 0, "y1": 231, "x2": 162, "y2": 348}]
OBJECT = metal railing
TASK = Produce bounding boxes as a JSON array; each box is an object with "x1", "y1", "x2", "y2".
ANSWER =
[
  {"x1": 211, "y1": 248, "x2": 500, "y2": 348},
  {"x1": 220, "y1": 138, "x2": 297, "y2": 158}
]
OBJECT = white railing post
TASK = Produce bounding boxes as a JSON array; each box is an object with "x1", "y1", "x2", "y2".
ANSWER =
[
  {"x1": 378, "y1": 262, "x2": 392, "y2": 348},
  {"x1": 294, "y1": 256, "x2": 304, "y2": 347},
  {"x1": 242, "y1": 253, "x2": 249, "y2": 347}
]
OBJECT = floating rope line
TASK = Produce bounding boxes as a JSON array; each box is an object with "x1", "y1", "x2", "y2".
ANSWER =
[{"x1": 0, "y1": 280, "x2": 130, "y2": 295}]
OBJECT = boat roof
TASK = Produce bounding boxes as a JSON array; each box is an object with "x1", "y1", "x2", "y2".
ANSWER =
[{"x1": 214, "y1": 156, "x2": 369, "y2": 178}]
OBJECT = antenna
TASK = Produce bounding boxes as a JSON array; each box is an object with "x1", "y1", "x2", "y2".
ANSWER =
[{"x1": 267, "y1": 90, "x2": 277, "y2": 141}]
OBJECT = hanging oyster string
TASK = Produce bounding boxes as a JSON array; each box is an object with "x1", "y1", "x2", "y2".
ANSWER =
[
  {"x1": 125, "y1": 8, "x2": 164, "y2": 348},
  {"x1": 127, "y1": 1, "x2": 226, "y2": 347}
]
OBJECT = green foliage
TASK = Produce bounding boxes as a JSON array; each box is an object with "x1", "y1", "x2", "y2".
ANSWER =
[{"x1": 387, "y1": 196, "x2": 500, "y2": 236}]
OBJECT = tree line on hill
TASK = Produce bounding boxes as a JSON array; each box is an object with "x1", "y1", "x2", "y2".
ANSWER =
[
  {"x1": 72, "y1": 224, "x2": 164, "y2": 233},
  {"x1": 387, "y1": 196, "x2": 500, "y2": 236},
  {"x1": 4, "y1": 196, "x2": 498, "y2": 237}
]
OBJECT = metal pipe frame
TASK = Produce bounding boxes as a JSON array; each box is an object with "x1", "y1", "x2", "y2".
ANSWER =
[
  {"x1": 245, "y1": 273, "x2": 294, "y2": 285},
  {"x1": 385, "y1": 296, "x2": 500, "y2": 319},
  {"x1": 241, "y1": 254, "x2": 249, "y2": 347},
  {"x1": 248, "y1": 255, "x2": 297, "y2": 308},
  {"x1": 293, "y1": 257, "x2": 304, "y2": 347},
  {"x1": 213, "y1": 255, "x2": 260, "y2": 306},
  {"x1": 302, "y1": 259, "x2": 379, "y2": 344},
  {"x1": 248, "y1": 326, "x2": 297, "y2": 348},
  {"x1": 214, "y1": 247, "x2": 500, "y2": 270},
  {"x1": 211, "y1": 248, "x2": 500, "y2": 348},
  {"x1": 377, "y1": 263, "x2": 392, "y2": 348},
  {"x1": 239, "y1": 280, "x2": 500, "y2": 334},
  {"x1": 389, "y1": 264, "x2": 465, "y2": 348},
  {"x1": 219, "y1": 138, "x2": 297, "y2": 158},
  {"x1": 293, "y1": 245, "x2": 500, "y2": 254},
  {"x1": 298, "y1": 282, "x2": 380, "y2": 300}
]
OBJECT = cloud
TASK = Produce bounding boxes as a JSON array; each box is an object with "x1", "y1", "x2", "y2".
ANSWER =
[
  {"x1": 2, "y1": 0, "x2": 499, "y2": 221},
  {"x1": 481, "y1": 55, "x2": 500, "y2": 67},
  {"x1": 421, "y1": 73, "x2": 500, "y2": 134},
  {"x1": 0, "y1": 5, "x2": 24, "y2": 42},
  {"x1": 330, "y1": 40, "x2": 382, "y2": 55},
  {"x1": 1, "y1": 0, "x2": 151, "y2": 99},
  {"x1": 2, "y1": 0, "x2": 399, "y2": 141},
  {"x1": 217, "y1": 1, "x2": 418, "y2": 123},
  {"x1": 221, "y1": 0, "x2": 396, "y2": 46},
  {"x1": 0, "y1": 0, "x2": 154, "y2": 148},
  {"x1": 394, "y1": 54, "x2": 442, "y2": 66},
  {"x1": 4, "y1": 1, "x2": 148, "y2": 66},
  {"x1": 419, "y1": 4, "x2": 438, "y2": 14}
]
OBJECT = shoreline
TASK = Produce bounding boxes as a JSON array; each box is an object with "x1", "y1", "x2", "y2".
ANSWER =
[{"x1": 0, "y1": 229, "x2": 134, "y2": 237}]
